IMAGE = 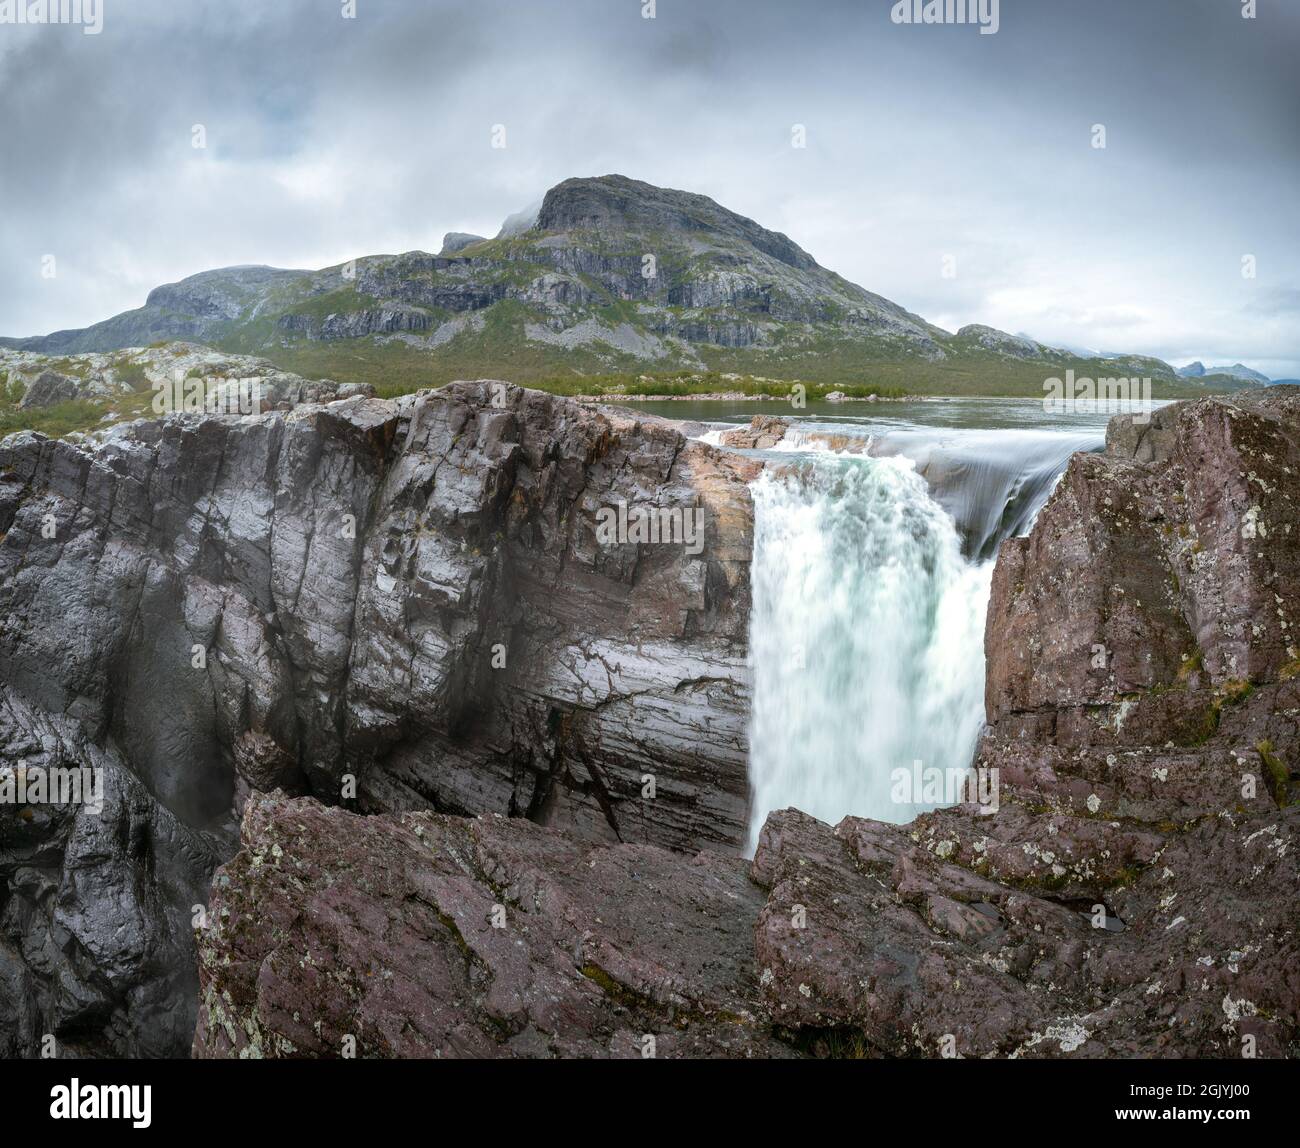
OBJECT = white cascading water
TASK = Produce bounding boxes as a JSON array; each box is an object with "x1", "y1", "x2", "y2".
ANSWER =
[{"x1": 745, "y1": 453, "x2": 994, "y2": 850}]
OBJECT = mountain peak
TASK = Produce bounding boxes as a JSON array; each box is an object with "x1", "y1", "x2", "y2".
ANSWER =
[
  {"x1": 535, "y1": 175, "x2": 817, "y2": 271},
  {"x1": 0, "y1": 175, "x2": 1199, "y2": 392},
  {"x1": 1178, "y1": 360, "x2": 1269, "y2": 384}
]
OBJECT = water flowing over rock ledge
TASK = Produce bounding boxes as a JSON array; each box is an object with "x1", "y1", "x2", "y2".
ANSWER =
[{"x1": 3, "y1": 383, "x2": 1297, "y2": 1058}]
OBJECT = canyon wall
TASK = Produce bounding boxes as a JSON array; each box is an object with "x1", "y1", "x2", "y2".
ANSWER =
[
  {"x1": 3, "y1": 383, "x2": 1296, "y2": 1059},
  {"x1": 0, "y1": 383, "x2": 756, "y2": 1056}
]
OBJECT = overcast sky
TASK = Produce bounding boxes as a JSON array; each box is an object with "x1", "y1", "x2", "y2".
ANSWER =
[{"x1": 1, "y1": 0, "x2": 1296, "y2": 375}]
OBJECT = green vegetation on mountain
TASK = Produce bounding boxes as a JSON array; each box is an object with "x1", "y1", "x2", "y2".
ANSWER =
[{"x1": 0, "y1": 175, "x2": 1268, "y2": 430}]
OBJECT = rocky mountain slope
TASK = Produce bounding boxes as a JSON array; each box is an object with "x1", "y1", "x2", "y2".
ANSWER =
[
  {"x1": 0, "y1": 342, "x2": 369, "y2": 412},
  {"x1": 1, "y1": 176, "x2": 1196, "y2": 395}
]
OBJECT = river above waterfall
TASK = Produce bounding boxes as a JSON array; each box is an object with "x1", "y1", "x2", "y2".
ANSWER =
[
  {"x1": 614, "y1": 397, "x2": 1168, "y2": 850},
  {"x1": 610, "y1": 394, "x2": 1170, "y2": 433},
  {"x1": 617, "y1": 397, "x2": 1170, "y2": 560}
]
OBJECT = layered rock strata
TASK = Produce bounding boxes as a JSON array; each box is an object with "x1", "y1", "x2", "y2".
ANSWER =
[{"x1": 1, "y1": 382, "x2": 757, "y2": 1056}]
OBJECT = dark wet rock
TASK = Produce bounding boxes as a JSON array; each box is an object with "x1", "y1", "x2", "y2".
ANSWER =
[
  {"x1": 1, "y1": 382, "x2": 757, "y2": 849},
  {"x1": 0, "y1": 382, "x2": 758, "y2": 1056},
  {"x1": 0, "y1": 690, "x2": 232, "y2": 1058}
]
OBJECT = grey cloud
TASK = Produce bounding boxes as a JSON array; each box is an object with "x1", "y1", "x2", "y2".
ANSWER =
[{"x1": 0, "y1": 0, "x2": 1295, "y2": 374}]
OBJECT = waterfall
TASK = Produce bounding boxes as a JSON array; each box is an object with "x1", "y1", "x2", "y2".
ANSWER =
[
  {"x1": 744, "y1": 453, "x2": 994, "y2": 850},
  {"x1": 867, "y1": 428, "x2": 1103, "y2": 561},
  {"x1": 739, "y1": 418, "x2": 1103, "y2": 851}
]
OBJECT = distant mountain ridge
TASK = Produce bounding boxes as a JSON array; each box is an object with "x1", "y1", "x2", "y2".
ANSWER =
[
  {"x1": 1176, "y1": 360, "x2": 1272, "y2": 385},
  {"x1": 0, "y1": 175, "x2": 1266, "y2": 394}
]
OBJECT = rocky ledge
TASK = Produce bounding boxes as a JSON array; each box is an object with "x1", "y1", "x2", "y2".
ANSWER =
[
  {"x1": 191, "y1": 388, "x2": 1299, "y2": 1058},
  {"x1": 194, "y1": 793, "x2": 794, "y2": 1059}
]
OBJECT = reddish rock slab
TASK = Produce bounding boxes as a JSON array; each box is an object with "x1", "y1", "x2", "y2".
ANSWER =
[{"x1": 194, "y1": 793, "x2": 794, "y2": 1059}]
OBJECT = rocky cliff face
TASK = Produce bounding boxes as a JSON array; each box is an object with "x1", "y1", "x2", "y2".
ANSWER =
[
  {"x1": 0, "y1": 382, "x2": 757, "y2": 1057},
  {"x1": 6, "y1": 383, "x2": 1296, "y2": 1059},
  {"x1": 192, "y1": 388, "x2": 1299, "y2": 1059}
]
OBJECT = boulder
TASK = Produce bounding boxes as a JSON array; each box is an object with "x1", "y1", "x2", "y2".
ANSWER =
[
  {"x1": 720, "y1": 415, "x2": 790, "y2": 450},
  {"x1": 16, "y1": 368, "x2": 80, "y2": 408}
]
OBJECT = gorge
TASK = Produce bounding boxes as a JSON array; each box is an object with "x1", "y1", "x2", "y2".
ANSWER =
[{"x1": 1, "y1": 380, "x2": 1295, "y2": 1058}]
